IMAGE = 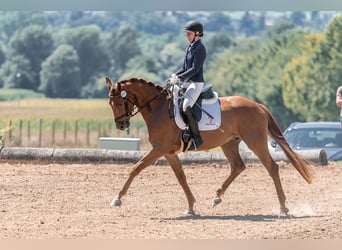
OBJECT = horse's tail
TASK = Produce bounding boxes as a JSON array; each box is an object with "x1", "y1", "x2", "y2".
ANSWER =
[{"x1": 259, "y1": 104, "x2": 315, "y2": 184}]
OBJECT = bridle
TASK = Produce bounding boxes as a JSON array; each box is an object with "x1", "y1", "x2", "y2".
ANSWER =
[
  {"x1": 109, "y1": 90, "x2": 133, "y2": 126},
  {"x1": 109, "y1": 82, "x2": 172, "y2": 128}
]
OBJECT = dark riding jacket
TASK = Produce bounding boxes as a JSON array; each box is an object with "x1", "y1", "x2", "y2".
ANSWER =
[{"x1": 176, "y1": 39, "x2": 206, "y2": 83}]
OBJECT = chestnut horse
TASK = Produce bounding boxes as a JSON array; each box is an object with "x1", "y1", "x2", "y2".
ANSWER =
[{"x1": 105, "y1": 77, "x2": 314, "y2": 215}]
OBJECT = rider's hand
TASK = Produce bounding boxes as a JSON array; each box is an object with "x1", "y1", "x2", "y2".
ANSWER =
[{"x1": 168, "y1": 73, "x2": 180, "y2": 85}]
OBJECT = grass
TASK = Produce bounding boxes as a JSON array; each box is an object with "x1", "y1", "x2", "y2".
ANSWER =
[
  {"x1": 0, "y1": 88, "x2": 45, "y2": 101},
  {"x1": 0, "y1": 98, "x2": 110, "y2": 120},
  {"x1": 0, "y1": 98, "x2": 148, "y2": 149},
  {"x1": 0, "y1": 98, "x2": 146, "y2": 131},
  {"x1": 0, "y1": 98, "x2": 113, "y2": 132}
]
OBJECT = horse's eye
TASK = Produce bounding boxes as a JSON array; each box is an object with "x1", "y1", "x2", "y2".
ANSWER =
[{"x1": 116, "y1": 103, "x2": 123, "y2": 107}]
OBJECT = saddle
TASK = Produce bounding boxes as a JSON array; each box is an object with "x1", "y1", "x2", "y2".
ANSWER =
[
  {"x1": 178, "y1": 84, "x2": 215, "y2": 122},
  {"x1": 172, "y1": 84, "x2": 221, "y2": 153}
]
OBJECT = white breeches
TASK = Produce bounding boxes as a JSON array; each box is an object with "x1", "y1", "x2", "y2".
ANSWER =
[{"x1": 182, "y1": 82, "x2": 204, "y2": 112}]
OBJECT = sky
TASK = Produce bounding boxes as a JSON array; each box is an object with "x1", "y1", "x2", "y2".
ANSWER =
[{"x1": 1, "y1": 0, "x2": 342, "y2": 11}]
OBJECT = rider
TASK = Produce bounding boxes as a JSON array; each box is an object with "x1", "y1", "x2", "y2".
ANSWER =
[{"x1": 169, "y1": 20, "x2": 207, "y2": 148}]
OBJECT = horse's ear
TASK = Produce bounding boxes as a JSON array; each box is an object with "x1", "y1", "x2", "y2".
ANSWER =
[{"x1": 105, "y1": 76, "x2": 113, "y2": 90}]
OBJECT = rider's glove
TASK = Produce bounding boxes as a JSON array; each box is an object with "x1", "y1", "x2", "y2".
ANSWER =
[{"x1": 168, "y1": 73, "x2": 180, "y2": 85}]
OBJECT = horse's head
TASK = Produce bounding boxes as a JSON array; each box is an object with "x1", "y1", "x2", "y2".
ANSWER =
[{"x1": 105, "y1": 77, "x2": 135, "y2": 130}]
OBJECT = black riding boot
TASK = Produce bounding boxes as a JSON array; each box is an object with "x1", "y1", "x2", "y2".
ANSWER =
[{"x1": 184, "y1": 106, "x2": 203, "y2": 149}]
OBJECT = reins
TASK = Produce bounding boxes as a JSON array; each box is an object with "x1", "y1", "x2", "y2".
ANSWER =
[{"x1": 135, "y1": 83, "x2": 172, "y2": 115}]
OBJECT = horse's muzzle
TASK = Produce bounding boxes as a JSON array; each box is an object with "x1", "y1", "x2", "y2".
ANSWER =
[{"x1": 116, "y1": 120, "x2": 130, "y2": 130}]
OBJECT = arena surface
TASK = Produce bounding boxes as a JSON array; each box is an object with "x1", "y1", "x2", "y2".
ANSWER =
[{"x1": 0, "y1": 160, "x2": 341, "y2": 239}]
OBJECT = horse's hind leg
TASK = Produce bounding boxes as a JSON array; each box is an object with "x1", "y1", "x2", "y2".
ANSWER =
[
  {"x1": 248, "y1": 142, "x2": 289, "y2": 215},
  {"x1": 213, "y1": 139, "x2": 246, "y2": 207},
  {"x1": 164, "y1": 153, "x2": 196, "y2": 215}
]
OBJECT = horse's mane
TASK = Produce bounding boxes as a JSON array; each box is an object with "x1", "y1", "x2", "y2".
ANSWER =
[{"x1": 117, "y1": 78, "x2": 164, "y2": 92}]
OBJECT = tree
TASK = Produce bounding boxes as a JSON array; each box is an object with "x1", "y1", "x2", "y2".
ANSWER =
[
  {"x1": 207, "y1": 49, "x2": 252, "y2": 96},
  {"x1": 290, "y1": 11, "x2": 306, "y2": 26},
  {"x1": 107, "y1": 26, "x2": 142, "y2": 74},
  {"x1": 159, "y1": 42, "x2": 182, "y2": 65},
  {"x1": 135, "y1": 12, "x2": 179, "y2": 35},
  {"x1": 0, "y1": 12, "x2": 48, "y2": 42},
  {"x1": 206, "y1": 12, "x2": 233, "y2": 33},
  {"x1": 206, "y1": 32, "x2": 235, "y2": 61},
  {"x1": 255, "y1": 13, "x2": 266, "y2": 33},
  {"x1": 64, "y1": 25, "x2": 109, "y2": 86},
  {"x1": 239, "y1": 12, "x2": 256, "y2": 37},
  {"x1": 305, "y1": 15, "x2": 342, "y2": 121},
  {"x1": 309, "y1": 11, "x2": 324, "y2": 31},
  {"x1": 0, "y1": 54, "x2": 35, "y2": 89},
  {"x1": 206, "y1": 31, "x2": 310, "y2": 128},
  {"x1": 266, "y1": 19, "x2": 295, "y2": 39},
  {"x1": 39, "y1": 44, "x2": 81, "y2": 98},
  {"x1": 0, "y1": 42, "x2": 5, "y2": 67},
  {"x1": 282, "y1": 33, "x2": 324, "y2": 121},
  {"x1": 121, "y1": 55, "x2": 163, "y2": 84},
  {"x1": 0, "y1": 42, "x2": 5, "y2": 87},
  {"x1": 9, "y1": 25, "x2": 54, "y2": 90}
]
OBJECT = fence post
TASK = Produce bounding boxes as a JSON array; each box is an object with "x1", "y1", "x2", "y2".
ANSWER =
[
  {"x1": 86, "y1": 122, "x2": 90, "y2": 146},
  {"x1": 98, "y1": 122, "x2": 102, "y2": 138},
  {"x1": 8, "y1": 120, "x2": 12, "y2": 143},
  {"x1": 38, "y1": 119, "x2": 42, "y2": 147},
  {"x1": 63, "y1": 120, "x2": 67, "y2": 143},
  {"x1": 27, "y1": 120, "x2": 31, "y2": 144},
  {"x1": 52, "y1": 120, "x2": 56, "y2": 145},
  {"x1": 74, "y1": 120, "x2": 78, "y2": 145},
  {"x1": 19, "y1": 120, "x2": 23, "y2": 145}
]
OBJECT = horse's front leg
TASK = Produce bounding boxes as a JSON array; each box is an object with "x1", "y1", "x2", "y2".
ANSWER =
[
  {"x1": 110, "y1": 148, "x2": 162, "y2": 207},
  {"x1": 164, "y1": 153, "x2": 196, "y2": 215}
]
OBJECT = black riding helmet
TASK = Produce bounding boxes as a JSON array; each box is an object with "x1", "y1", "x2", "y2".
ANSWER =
[{"x1": 184, "y1": 20, "x2": 203, "y2": 37}]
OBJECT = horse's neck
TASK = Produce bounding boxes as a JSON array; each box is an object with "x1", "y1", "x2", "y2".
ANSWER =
[
  {"x1": 129, "y1": 84, "x2": 160, "y2": 108},
  {"x1": 128, "y1": 83, "x2": 168, "y2": 123}
]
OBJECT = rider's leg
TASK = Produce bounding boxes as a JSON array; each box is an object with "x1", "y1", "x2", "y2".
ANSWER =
[
  {"x1": 184, "y1": 106, "x2": 202, "y2": 148},
  {"x1": 183, "y1": 82, "x2": 204, "y2": 148},
  {"x1": 182, "y1": 82, "x2": 204, "y2": 111}
]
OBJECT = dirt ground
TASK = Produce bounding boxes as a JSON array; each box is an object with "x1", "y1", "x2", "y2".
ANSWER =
[{"x1": 0, "y1": 160, "x2": 341, "y2": 239}]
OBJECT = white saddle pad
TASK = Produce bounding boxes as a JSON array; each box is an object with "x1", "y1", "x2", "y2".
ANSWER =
[{"x1": 173, "y1": 85, "x2": 221, "y2": 131}]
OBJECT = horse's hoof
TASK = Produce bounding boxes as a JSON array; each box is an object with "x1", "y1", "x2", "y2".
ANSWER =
[
  {"x1": 280, "y1": 207, "x2": 289, "y2": 215},
  {"x1": 185, "y1": 209, "x2": 196, "y2": 216},
  {"x1": 212, "y1": 197, "x2": 222, "y2": 207},
  {"x1": 110, "y1": 198, "x2": 122, "y2": 207}
]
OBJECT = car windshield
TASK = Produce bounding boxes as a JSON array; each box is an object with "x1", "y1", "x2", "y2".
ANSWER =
[{"x1": 285, "y1": 128, "x2": 342, "y2": 149}]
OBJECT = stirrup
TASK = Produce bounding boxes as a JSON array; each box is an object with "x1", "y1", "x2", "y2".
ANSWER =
[
  {"x1": 182, "y1": 129, "x2": 191, "y2": 143},
  {"x1": 188, "y1": 136, "x2": 202, "y2": 151}
]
